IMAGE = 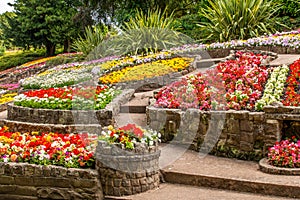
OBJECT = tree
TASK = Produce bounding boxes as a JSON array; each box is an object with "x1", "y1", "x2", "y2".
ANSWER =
[{"x1": 7, "y1": 0, "x2": 82, "y2": 56}]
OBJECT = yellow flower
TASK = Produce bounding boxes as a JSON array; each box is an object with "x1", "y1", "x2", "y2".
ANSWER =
[{"x1": 99, "y1": 57, "x2": 193, "y2": 84}]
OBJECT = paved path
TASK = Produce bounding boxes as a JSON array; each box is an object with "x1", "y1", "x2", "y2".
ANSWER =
[
  {"x1": 269, "y1": 54, "x2": 300, "y2": 66},
  {"x1": 121, "y1": 183, "x2": 295, "y2": 200}
]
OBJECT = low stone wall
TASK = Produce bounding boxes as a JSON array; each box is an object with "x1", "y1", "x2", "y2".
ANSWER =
[
  {"x1": 206, "y1": 46, "x2": 300, "y2": 58},
  {"x1": 147, "y1": 107, "x2": 283, "y2": 161},
  {"x1": 0, "y1": 162, "x2": 103, "y2": 200},
  {"x1": 7, "y1": 89, "x2": 134, "y2": 127},
  {"x1": 0, "y1": 119, "x2": 102, "y2": 134},
  {"x1": 259, "y1": 158, "x2": 300, "y2": 175},
  {"x1": 96, "y1": 141, "x2": 160, "y2": 196},
  {"x1": 0, "y1": 65, "x2": 50, "y2": 84}
]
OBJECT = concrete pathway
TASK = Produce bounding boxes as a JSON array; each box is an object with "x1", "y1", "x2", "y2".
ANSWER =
[{"x1": 118, "y1": 183, "x2": 296, "y2": 200}]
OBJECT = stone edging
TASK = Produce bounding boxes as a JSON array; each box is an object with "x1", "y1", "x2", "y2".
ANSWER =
[
  {"x1": 259, "y1": 158, "x2": 300, "y2": 175},
  {"x1": 7, "y1": 89, "x2": 135, "y2": 126}
]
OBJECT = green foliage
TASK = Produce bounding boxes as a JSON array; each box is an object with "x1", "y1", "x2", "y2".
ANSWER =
[
  {"x1": 72, "y1": 24, "x2": 109, "y2": 56},
  {"x1": 275, "y1": 0, "x2": 300, "y2": 17},
  {"x1": 0, "y1": 42, "x2": 5, "y2": 57},
  {"x1": 0, "y1": 51, "x2": 45, "y2": 71},
  {"x1": 6, "y1": 0, "x2": 82, "y2": 56},
  {"x1": 173, "y1": 14, "x2": 205, "y2": 41},
  {"x1": 123, "y1": 8, "x2": 175, "y2": 30},
  {"x1": 198, "y1": 0, "x2": 281, "y2": 42},
  {"x1": 109, "y1": 8, "x2": 194, "y2": 55},
  {"x1": 45, "y1": 54, "x2": 85, "y2": 67},
  {"x1": 274, "y1": 16, "x2": 300, "y2": 32}
]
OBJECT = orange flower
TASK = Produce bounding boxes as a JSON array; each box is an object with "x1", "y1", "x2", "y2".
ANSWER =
[{"x1": 10, "y1": 154, "x2": 18, "y2": 162}]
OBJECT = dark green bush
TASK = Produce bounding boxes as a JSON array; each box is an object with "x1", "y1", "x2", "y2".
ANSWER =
[
  {"x1": 45, "y1": 54, "x2": 85, "y2": 67},
  {"x1": 0, "y1": 51, "x2": 45, "y2": 71}
]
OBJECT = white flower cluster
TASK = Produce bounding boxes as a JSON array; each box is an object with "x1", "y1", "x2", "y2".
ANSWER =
[
  {"x1": 255, "y1": 65, "x2": 289, "y2": 111},
  {"x1": 22, "y1": 69, "x2": 93, "y2": 89}
]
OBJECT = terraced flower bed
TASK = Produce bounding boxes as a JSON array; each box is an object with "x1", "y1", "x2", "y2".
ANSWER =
[
  {"x1": 148, "y1": 52, "x2": 300, "y2": 161},
  {"x1": 171, "y1": 30, "x2": 300, "y2": 57},
  {"x1": 99, "y1": 57, "x2": 193, "y2": 84},
  {"x1": 14, "y1": 85, "x2": 120, "y2": 110}
]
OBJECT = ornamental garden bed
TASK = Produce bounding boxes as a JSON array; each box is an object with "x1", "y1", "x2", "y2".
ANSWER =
[
  {"x1": 0, "y1": 123, "x2": 161, "y2": 199},
  {"x1": 4, "y1": 86, "x2": 134, "y2": 133},
  {"x1": 96, "y1": 124, "x2": 161, "y2": 196},
  {"x1": 147, "y1": 51, "x2": 300, "y2": 161},
  {"x1": 171, "y1": 30, "x2": 300, "y2": 58}
]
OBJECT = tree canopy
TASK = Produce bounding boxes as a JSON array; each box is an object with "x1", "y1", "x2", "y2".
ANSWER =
[{"x1": 5, "y1": 0, "x2": 82, "y2": 56}]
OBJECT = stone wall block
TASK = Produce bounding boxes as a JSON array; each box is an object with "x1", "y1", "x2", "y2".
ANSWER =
[
  {"x1": 240, "y1": 131, "x2": 254, "y2": 143},
  {"x1": 240, "y1": 120, "x2": 253, "y2": 132},
  {"x1": 226, "y1": 119, "x2": 240, "y2": 133}
]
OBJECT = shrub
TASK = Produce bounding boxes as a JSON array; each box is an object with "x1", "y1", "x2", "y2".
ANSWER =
[
  {"x1": 198, "y1": 0, "x2": 281, "y2": 42},
  {"x1": 0, "y1": 51, "x2": 45, "y2": 71},
  {"x1": 72, "y1": 24, "x2": 109, "y2": 56}
]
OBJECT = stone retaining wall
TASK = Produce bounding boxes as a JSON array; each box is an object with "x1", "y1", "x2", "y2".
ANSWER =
[
  {"x1": 0, "y1": 119, "x2": 103, "y2": 134},
  {"x1": 0, "y1": 162, "x2": 103, "y2": 200},
  {"x1": 96, "y1": 141, "x2": 160, "y2": 196},
  {"x1": 7, "y1": 89, "x2": 134, "y2": 127},
  {"x1": 206, "y1": 46, "x2": 300, "y2": 58},
  {"x1": 0, "y1": 65, "x2": 50, "y2": 84},
  {"x1": 147, "y1": 107, "x2": 284, "y2": 161}
]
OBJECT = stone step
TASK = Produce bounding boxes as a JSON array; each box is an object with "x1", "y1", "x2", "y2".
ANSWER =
[
  {"x1": 120, "y1": 105, "x2": 147, "y2": 114},
  {"x1": 195, "y1": 58, "x2": 224, "y2": 68},
  {"x1": 269, "y1": 54, "x2": 300, "y2": 67},
  {"x1": 160, "y1": 147, "x2": 300, "y2": 199},
  {"x1": 114, "y1": 113, "x2": 147, "y2": 127},
  {"x1": 104, "y1": 183, "x2": 295, "y2": 200}
]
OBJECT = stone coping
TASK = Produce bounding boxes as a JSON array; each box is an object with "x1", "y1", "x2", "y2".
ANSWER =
[
  {"x1": 206, "y1": 46, "x2": 299, "y2": 58},
  {"x1": 259, "y1": 158, "x2": 300, "y2": 175},
  {"x1": 0, "y1": 119, "x2": 103, "y2": 134}
]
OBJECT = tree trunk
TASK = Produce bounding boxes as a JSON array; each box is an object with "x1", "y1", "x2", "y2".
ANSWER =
[
  {"x1": 46, "y1": 42, "x2": 56, "y2": 56},
  {"x1": 63, "y1": 39, "x2": 71, "y2": 53}
]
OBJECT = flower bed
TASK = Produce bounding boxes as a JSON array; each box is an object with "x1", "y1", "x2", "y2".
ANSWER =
[
  {"x1": 14, "y1": 85, "x2": 120, "y2": 110},
  {"x1": 7, "y1": 89, "x2": 134, "y2": 126},
  {"x1": 99, "y1": 57, "x2": 193, "y2": 84},
  {"x1": 0, "y1": 126, "x2": 97, "y2": 168},
  {"x1": 282, "y1": 58, "x2": 300, "y2": 106},
  {"x1": 259, "y1": 136, "x2": 300, "y2": 175},
  {"x1": 255, "y1": 65, "x2": 289, "y2": 110},
  {"x1": 267, "y1": 137, "x2": 300, "y2": 168},
  {"x1": 154, "y1": 51, "x2": 272, "y2": 111},
  {"x1": 21, "y1": 52, "x2": 177, "y2": 89},
  {"x1": 170, "y1": 30, "x2": 300, "y2": 56}
]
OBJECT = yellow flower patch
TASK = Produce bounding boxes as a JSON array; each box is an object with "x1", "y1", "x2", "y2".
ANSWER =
[
  {"x1": 0, "y1": 93, "x2": 17, "y2": 105},
  {"x1": 18, "y1": 56, "x2": 56, "y2": 68},
  {"x1": 99, "y1": 57, "x2": 193, "y2": 84}
]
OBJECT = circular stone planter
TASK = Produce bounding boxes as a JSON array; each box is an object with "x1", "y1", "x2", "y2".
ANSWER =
[
  {"x1": 95, "y1": 141, "x2": 161, "y2": 196},
  {"x1": 259, "y1": 158, "x2": 300, "y2": 175}
]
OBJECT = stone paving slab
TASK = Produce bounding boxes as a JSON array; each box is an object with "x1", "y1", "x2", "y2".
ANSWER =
[
  {"x1": 0, "y1": 110, "x2": 7, "y2": 119},
  {"x1": 105, "y1": 183, "x2": 296, "y2": 200},
  {"x1": 161, "y1": 145, "x2": 300, "y2": 198},
  {"x1": 115, "y1": 113, "x2": 147, "y2": 127},
  {"x1": 268, "y1": 54, "x2": 300, "y2": 66}
]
